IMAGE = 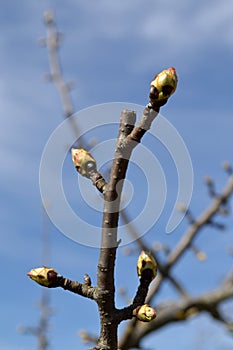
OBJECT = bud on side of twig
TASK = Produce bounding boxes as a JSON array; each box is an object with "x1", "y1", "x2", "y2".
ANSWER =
[
  {"x1": 27, "y1": 267, "x2": 58, "y2": 287},
  {"x1": 71, "y1": 148, "x2": 97, "y2": 177},
  {"x1": 83, "y1": 273, "x2": 92, "y2": 286},
  {"x1": 149, "y1": 67, "x2": 178, "y2": 107},
  {"x1": 134, "y1": 304, "x2": 156, "y2": 322},
  {"x1": 137, "y1": 250, "x2": 157, "y2": 281}
]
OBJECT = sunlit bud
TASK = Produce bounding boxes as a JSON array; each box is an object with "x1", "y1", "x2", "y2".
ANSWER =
[
  {"x1": 149, "y1": 67, "x2": 178, "y2": 106},
  {"x1": 71, "y1": 148, "x2": 97, "y2": 177},
  {"x1": 137, "y1": 250, "x2": 157, "y2": 280},
  {"x1": 134, "y1": 304, "x2": 156, "y2": 322},
  {"x1": 27, "y1": 267, "x2": 58, "y2": 287}
]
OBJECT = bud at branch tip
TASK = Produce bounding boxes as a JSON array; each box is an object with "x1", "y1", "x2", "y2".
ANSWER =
[
  {"x1": 27, "y1": 266, "x2": 58, "y2": 287},
  {"x1": 149, "y1": 67, "x2": 178, "y2": 107},
  {"x1": 137, "y1": 250, "x2": 157, "y2": 281}
]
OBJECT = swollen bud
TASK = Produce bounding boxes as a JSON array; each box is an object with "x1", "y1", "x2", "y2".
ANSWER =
[
  {"x1": 134, "y1": 304, "x2": 156, "y2": 322},
  {"x1": 27, "y1": 267, "x2": 58, "y2": 288},
  {"x1": 149, "y1": 67, "x2": 178, "y2": 106},
  {"x1": 137, "y1": 250, "x2": 157, "y2": 281},
  {"x1": 71, "y1": 148, "x2": 97, "y2": 177}
]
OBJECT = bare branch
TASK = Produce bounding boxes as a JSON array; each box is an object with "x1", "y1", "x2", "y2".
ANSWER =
[
  {"x1": 119, "y1": 272, "x2": 233, "y2": 349},
  {"x1": 145, "y1": 174, "x2": 233, "y2": 303},
  {"x1": 61, "y1": 276, "x2": 96, "y2": 300},
  {"x1": 165, "y1": 172, "x2": 233, "y2": 269},
  {"x1": 96, "y1": 107, "x2": 160, "y2": 349},
  {"x1": 42, "y1": 10, "x2": 83, "y2": 148},
  {"x1": 119, "y1": 174, "x2": 233, "y2": 348}
]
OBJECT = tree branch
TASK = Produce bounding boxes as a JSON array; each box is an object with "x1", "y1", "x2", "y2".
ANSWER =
[
  {"x1": 119, "y1": 174, "x2": 233, "y2": 349},
  {"x1": 42, "y1": 10, "x2": 84, "y2": 148},
  {"x1": 119, "y1": 271, "x2": 233, "y2": 349},
  {"x1": 95, "y1": 107, "x2": 160, "y2": 349},
  {"x1": 27, "y1": 267, "x2": 96, "y2": 300},
  {"x1": 166, "y1": 172, "x2": 233, "y2": 269},
  {"x1": 146, "y1": 171, "x2": 233, "y2": 303},
  {"x1": 37, "y1": 19, "x2": 180, "y2": 347}
]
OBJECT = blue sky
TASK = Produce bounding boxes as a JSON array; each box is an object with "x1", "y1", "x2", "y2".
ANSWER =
[{"x1": 1, "y1": 1, "x2": 233, "y2": 349}]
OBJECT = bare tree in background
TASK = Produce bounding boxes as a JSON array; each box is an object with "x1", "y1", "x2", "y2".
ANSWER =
[
  {"x1": 19, "y1": 206, "x2": 52, "y2": 350},
  {"x1": 27, "y1": 10, "x2": 233, "y2": 350}
]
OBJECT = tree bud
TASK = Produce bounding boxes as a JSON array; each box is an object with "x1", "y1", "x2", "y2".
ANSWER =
[
  {"x1": 137, "y1": 250, "x2": 157, "y2": 281},
  {"x1": 27, "y1": 267, "x2": 58, "y2": 287},
  {"x1": 71, "y1": 148, "x2": 97, "y2": 177},
  {"x1": 149, "y1": 67, "x2": 178, "y2": 106},
  {"x1": 134, "y1": 304, "x2": 156, "y2": 322}
]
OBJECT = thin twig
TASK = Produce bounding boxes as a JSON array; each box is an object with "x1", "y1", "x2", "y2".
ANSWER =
[
  {"x1": 119, "y1": 274, "x2": 233, "y2": 349},
  {"x1": 42, "y1": 10, "x2": 84, "y2": 148},
  {"x1": 119, "y1": 174, "x2": 233, "y2": 349}
]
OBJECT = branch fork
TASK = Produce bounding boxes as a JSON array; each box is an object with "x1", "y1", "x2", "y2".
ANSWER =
[{"x1": 28, "y1": 67, "x2": 178, "y2": 350}]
